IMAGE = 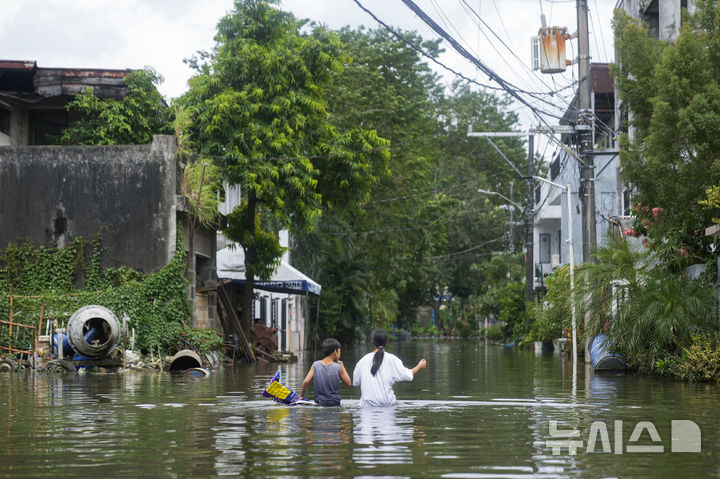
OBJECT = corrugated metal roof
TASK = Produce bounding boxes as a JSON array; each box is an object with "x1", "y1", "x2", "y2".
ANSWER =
[
  {"x1": 0, "y1": 60, "x2": 130, "y2": 101},
  {"x1": 0, "y1": 60, "x2": 36, "y2": 70}
]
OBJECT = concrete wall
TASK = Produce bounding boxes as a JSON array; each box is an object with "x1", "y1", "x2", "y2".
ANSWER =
[{"x1": 0, "y1": 135, "x2": 177, "y2": 273}]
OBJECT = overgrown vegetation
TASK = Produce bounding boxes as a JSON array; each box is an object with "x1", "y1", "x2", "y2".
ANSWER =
[
  {"x1": 549, "y1": 234, "x2": 716, "y2": 373},
  {"x1": 668, "y1": 333, "x2": 720, "y2": 382},
  {"x1": 0, "y1": 236, "x2": 221, "y2": 359},
  {"x1": 56, "y1": 68, "x2": 174, "y2": 145},
  {"x1": 613, "y1": 1, "x2": 720, "y2": 262},
  {"x1": 600, "y1": 0, "x2": 720, "y2": 379}
]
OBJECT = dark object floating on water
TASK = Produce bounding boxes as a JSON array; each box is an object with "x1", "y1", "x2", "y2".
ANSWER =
[
  {"x1": 589, "y1": 334, "x2": 627, "y2": 371},
  {"x1": 0, "y1": 358, "x2": 16, "y2": 372},
  {"x1": 182, "y1": 367, "x2": 209, "y2": 377}
]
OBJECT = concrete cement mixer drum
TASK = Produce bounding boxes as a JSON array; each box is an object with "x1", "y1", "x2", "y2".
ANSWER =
[{"x1": 66, "y1": 305, "x2": 121, "y2": 358}]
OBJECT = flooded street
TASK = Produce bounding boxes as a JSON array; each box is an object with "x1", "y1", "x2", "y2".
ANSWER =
[{"x1": 2, "y1": 339, "x2": 720, "y2": 478}]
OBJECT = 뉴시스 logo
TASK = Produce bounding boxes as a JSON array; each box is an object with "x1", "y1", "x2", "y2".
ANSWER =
[{"x1": 545, "y1": 420, "x2": 701, "y2": 455}]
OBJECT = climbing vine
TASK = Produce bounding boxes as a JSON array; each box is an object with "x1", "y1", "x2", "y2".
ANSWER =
[{"x1": 0, "y1": 234, "x2": 221, "y2": 357}]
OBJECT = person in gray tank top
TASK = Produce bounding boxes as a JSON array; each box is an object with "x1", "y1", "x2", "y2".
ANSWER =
[{"x1": 300, "y1": 338, "x2": 352, "y2": 406}]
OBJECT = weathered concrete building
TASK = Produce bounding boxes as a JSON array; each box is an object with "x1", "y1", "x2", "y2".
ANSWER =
[
  {"x1": 0, "y1": 134, "x2": 218, "y2": 328},
  {"x1": 0, "y1": 60, "x2": 130, "y2": 146},
  {"x1": 0, "y1": 60, "x2": 217, "y2": 329},
  {"x1": 0, "y1": 136, "x2": 178, "y2": 270}
]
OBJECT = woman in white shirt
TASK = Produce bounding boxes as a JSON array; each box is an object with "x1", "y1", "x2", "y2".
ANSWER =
[{"x1": 352, "y1": 329, "x2": 427, "y2": 407}]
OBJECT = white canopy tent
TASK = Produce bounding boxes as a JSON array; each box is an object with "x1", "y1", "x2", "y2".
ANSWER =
[
  {"x1": 216, "y1": 244, "x2": 321, "y2": 355},
  {"x1": 216, "y1": 245, "x2": 321, "y2": 296}
]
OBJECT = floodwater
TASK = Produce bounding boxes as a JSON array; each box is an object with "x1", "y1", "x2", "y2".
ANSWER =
[{"x1": 1, "y1": 340, "x2": 720, "y2": 478}]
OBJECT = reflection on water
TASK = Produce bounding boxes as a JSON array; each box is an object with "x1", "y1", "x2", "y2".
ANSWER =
[
  {"x1": 1, "y1": 341, "x2": 720, "y2": 478},
  {"x1": 353, "y1": 407, "x2": 415, "y2": 465}
]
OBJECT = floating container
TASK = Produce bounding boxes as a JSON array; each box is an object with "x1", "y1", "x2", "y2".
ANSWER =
[{"x1": 589, "y1": 334, "x2": 627, "y2": 371}]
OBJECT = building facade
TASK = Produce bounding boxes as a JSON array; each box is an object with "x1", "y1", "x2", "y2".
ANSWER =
[{"x1": 533, "y1": 1, "x2": 694, "y2": 290}]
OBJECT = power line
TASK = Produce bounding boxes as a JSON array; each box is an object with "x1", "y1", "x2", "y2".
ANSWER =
[
  {"x1": 459, "y1": 0, "x2": 562, "y2": 98},
  {"x1": 427, "y1": 235, "x2": 508, "y2": 259},
  {"x1": 398, "y1": 0, "x2": 551, "y2": 123},
  {"x1": 349, "y1": 0, "x2": 566, "y2": 99}
]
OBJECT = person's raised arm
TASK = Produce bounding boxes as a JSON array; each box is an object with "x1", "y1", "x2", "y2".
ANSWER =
[
  {"x1": 300, "y1": 366, "x2": 314, "y2": 399},
  {"x1": 338, "y1": 361, "x2": 351, "y2": 387},
  {"x1": 411, "y1": 359, "x2": 427, "y2": 376}
]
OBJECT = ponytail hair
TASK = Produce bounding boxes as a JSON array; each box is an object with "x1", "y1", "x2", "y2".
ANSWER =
[{"x1": 370, "y1": 329, "x2": 389, "y2": 376}]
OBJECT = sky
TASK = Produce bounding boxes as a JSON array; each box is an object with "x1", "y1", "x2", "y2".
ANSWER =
[{"x1": 0, "y1": 0, "x2": 617, "y2": 131}]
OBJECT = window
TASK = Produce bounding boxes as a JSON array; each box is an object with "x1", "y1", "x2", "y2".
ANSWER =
[
  {"x1": 622, "y1": 188, "x2": 631, "y2": 216},
  {"x1": 271, "y1": 299, "x2": 278, "y2": 328},
  {"x1": 539, "y1": 233, "x2": 551, "y2": 264},
  {"x1": 550, "y1": 155, "x2": 560, "y2": 180},
  {"x1": 281, "y1": 299, "x2": 287, "y2": 350}
]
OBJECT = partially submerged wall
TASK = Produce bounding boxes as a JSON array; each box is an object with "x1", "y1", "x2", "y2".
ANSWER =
[{"x1": 0, "y1": 135, "x2": 177, "y2": 273}]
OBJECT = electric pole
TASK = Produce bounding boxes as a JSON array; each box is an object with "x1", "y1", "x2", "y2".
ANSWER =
[
  {"x1": 577, "y1": 0, "x2": 595, "y2": 362},
  {"x1": 525, "y1": 134, "x2": 535, "y2": 324},
  {"x1": 508, "y1": 181, "x2": 515, "y2": 253},
  {"x1": 577, "y1": 0, "x2": 596, "y2": 262}
]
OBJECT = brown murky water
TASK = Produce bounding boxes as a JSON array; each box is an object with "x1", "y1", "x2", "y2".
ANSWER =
[{"x1": 1, "y1": 340, "x2": 719, "y2": 478}]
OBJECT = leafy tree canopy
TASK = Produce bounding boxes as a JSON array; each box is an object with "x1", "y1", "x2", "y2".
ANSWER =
[
  {"x1": 613, "y1": 1, "x2": 720, "y2": 260},
  {"x1": 293, "y1": 25, "x2": 528, "y2": 339},
  {"x1": 180, "y1": 0, "x2": 389, "y2": 331},
  {"x1": 57, "y1": 68, "x2": 173, "y2": 145}
]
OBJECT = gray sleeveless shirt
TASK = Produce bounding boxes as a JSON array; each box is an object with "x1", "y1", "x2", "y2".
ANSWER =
[{"x1": 312, "y1": 360, "x2": 341, "y2": 406}]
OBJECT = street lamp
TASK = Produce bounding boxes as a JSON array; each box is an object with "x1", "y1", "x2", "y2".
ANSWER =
[
  {"x1": 477, "y1": 188, "x2": 523, "y2": 211},
  {"x1": 477, "y1": 188, "x2": 524, "y2": 253},
  {"x1": 527, "y1": 176, "x2": 577, "y2": 382}
]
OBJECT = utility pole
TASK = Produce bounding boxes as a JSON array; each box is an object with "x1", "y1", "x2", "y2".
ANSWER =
[
  {"x1": 508, "y1": 181, "x2": 515, "y2": 253},
  {"x1": 525, "y1": 134, "x2": 535, "y2": 324},
  {"x1": 577, "y1": 0, "x2": 595, "y2": 363},
  {"x1": 577, "y1": 0, "x2": 596, "y2": 262},
  {"x1": 466, "y1": 128, "x2": 539, "y2": 324}
]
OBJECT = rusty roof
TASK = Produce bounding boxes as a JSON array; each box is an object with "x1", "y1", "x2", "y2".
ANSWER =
[
  {"x1": 0, "y1": 60, "x2": 130, "y2": 102},
  {"x1": 0, "y1": 60, "x2": 37, "y2": 70}
]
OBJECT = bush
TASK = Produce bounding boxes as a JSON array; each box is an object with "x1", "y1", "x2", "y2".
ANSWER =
[
  {"x1": 486, "y1": 326, "x2": 504, "y2": 341},
  {"x1": 670, "y1": 333, "x2": 720, "y2": 382}
]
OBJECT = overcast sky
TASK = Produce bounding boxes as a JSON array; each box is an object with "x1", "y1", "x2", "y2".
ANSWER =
[{"x1": 0, "y1": 0, "x2": 617, "y2": 129}]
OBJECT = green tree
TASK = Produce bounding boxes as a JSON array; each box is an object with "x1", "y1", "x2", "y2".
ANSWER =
[
  {"x1": 181, "y1": 0, "x2": 388, "y2": 333},
  {"x1": 57, "y1": 68, "x2": 173, "y2": 145},
  {"x1": 293, "y1": 26, "x2": 445, "y2": 335},
  {"x1": 613, "y1": 2, "x2": 720, "y2": 261},
  {"x1": 294, "y1": 27, "x2": 528, "y2": 339}
]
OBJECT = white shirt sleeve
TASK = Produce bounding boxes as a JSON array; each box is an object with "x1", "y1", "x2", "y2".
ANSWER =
[{"x1": 388, "y1": 353, "x2": 414, "y2": 383}]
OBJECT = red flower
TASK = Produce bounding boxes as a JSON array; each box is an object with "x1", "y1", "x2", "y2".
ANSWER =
[
  {"x1": 651, "y1": 207, "x2": 663, "y2": 218},
  {"x1": 680, "y1": 247, "x2": 689, "y2": 257}
]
